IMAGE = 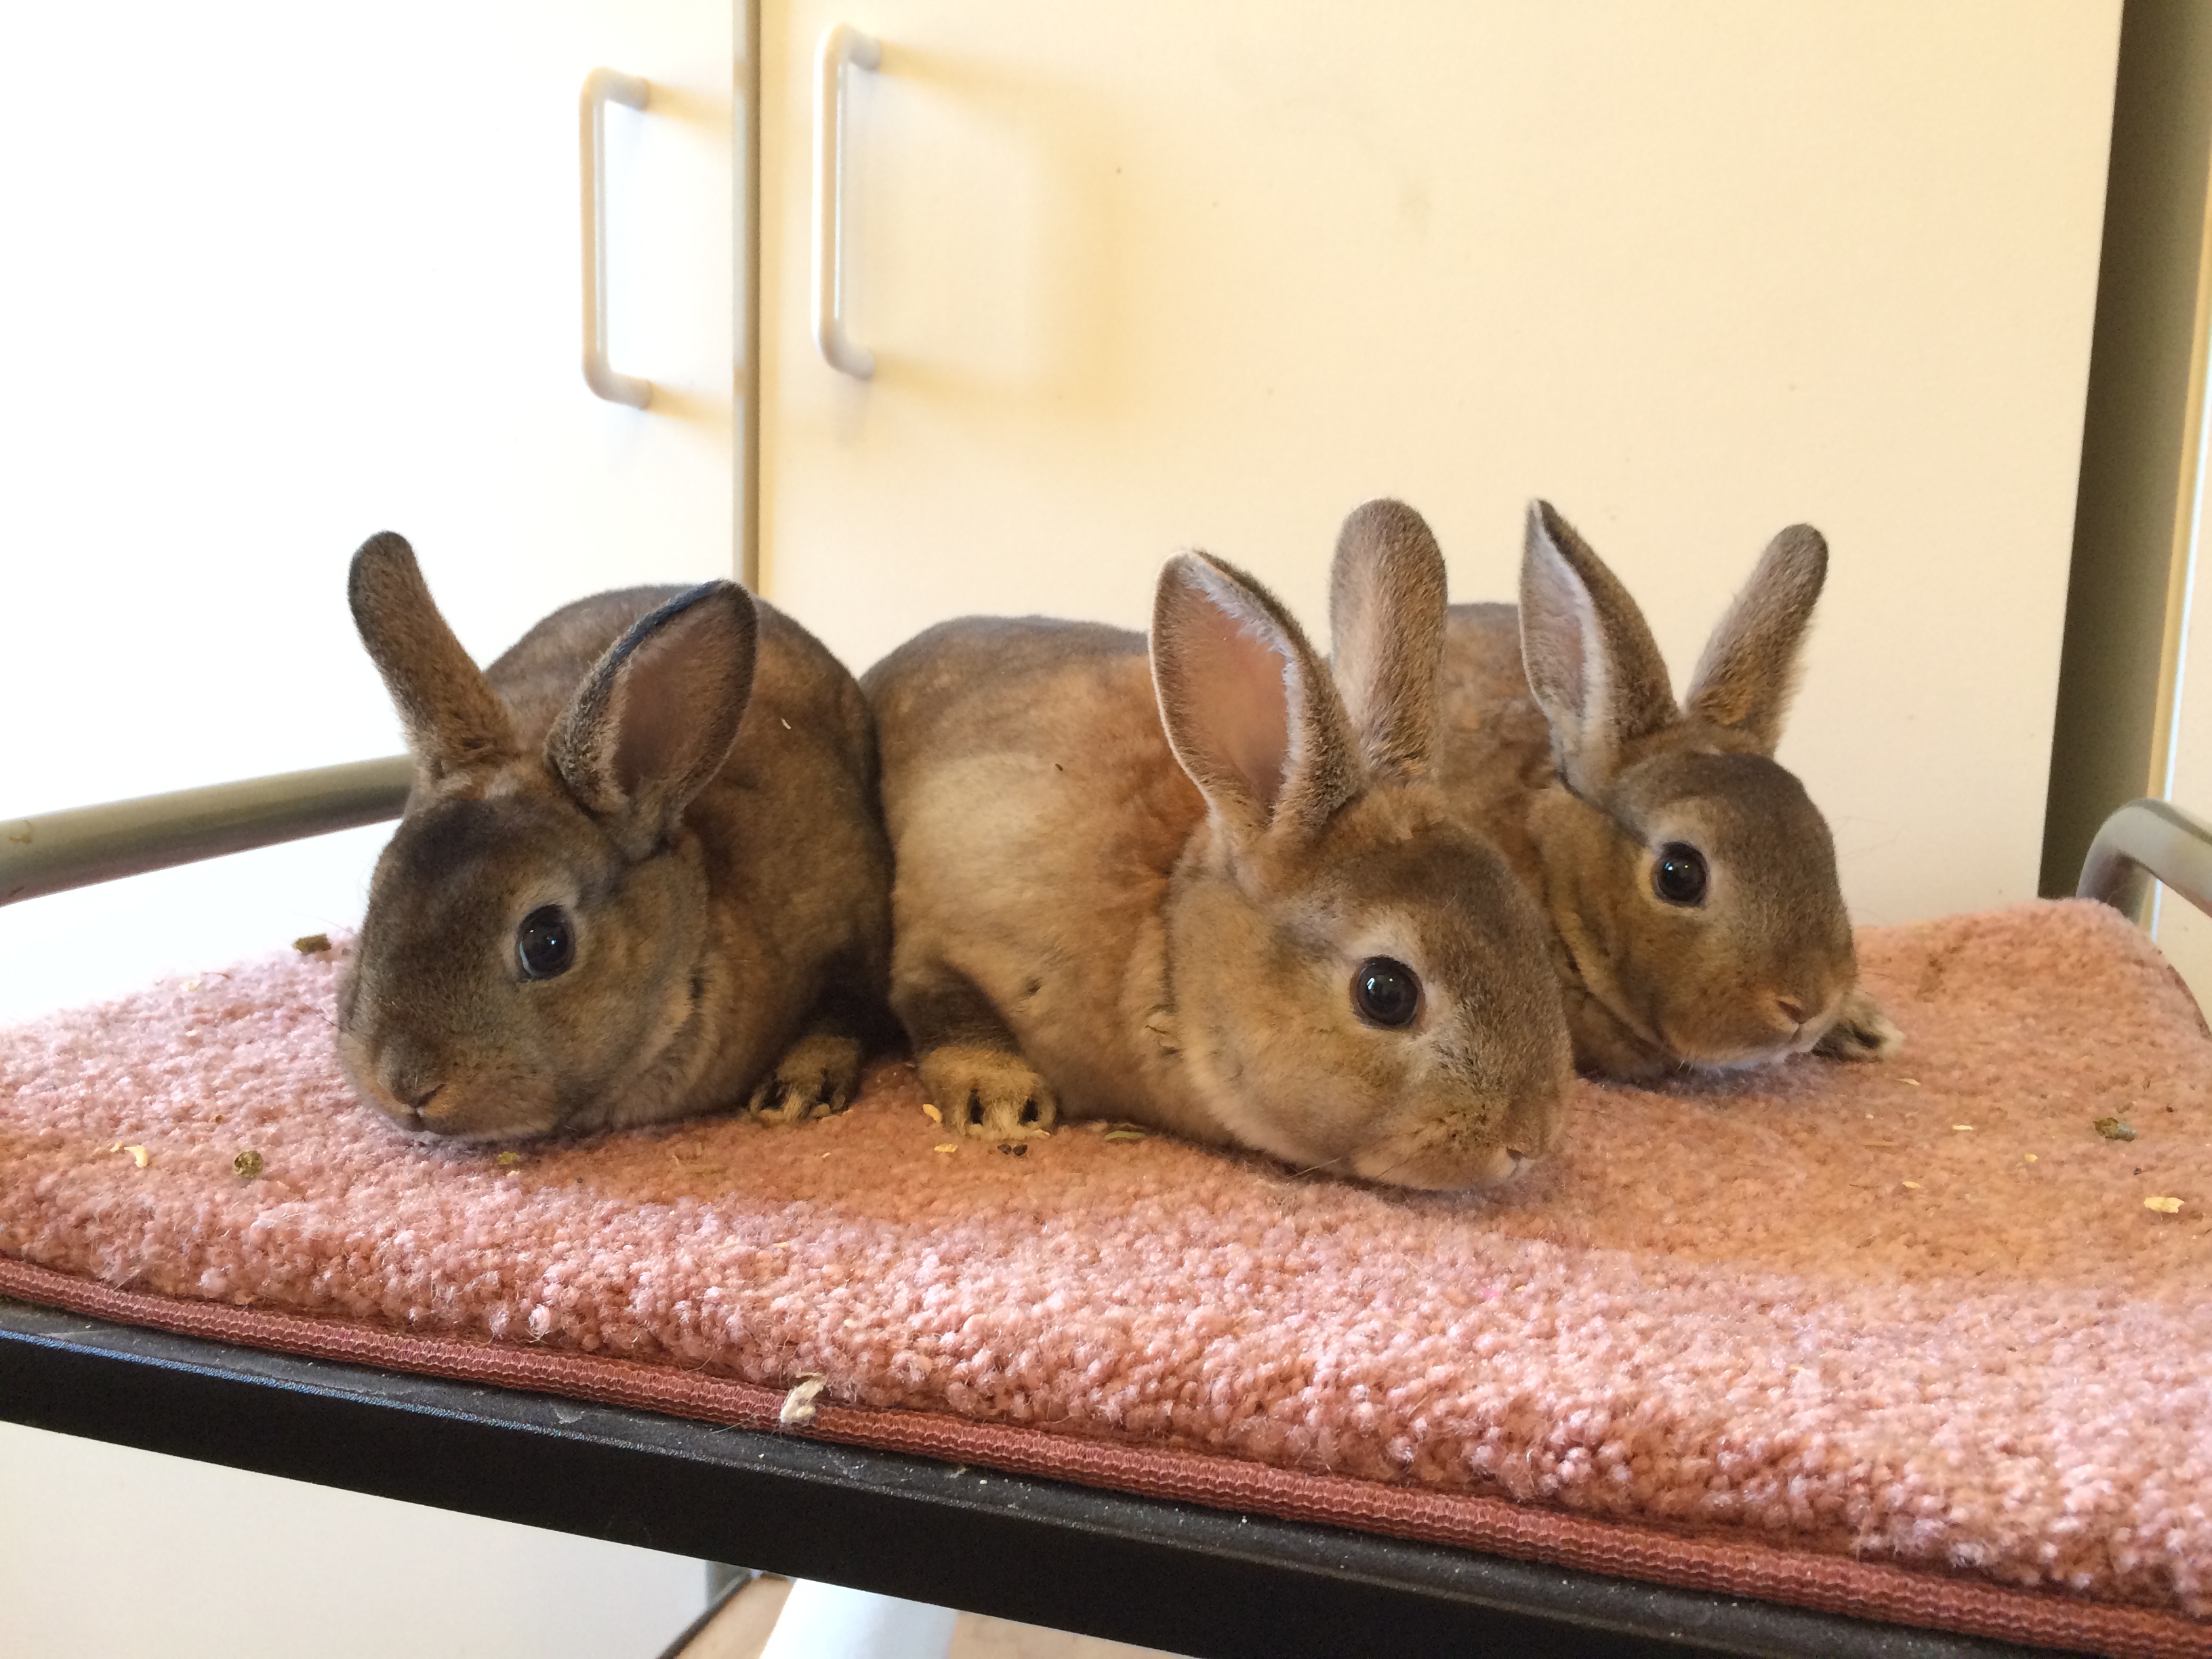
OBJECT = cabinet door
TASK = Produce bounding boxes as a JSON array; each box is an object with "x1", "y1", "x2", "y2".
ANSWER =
[
  {"x1": 756, "y1": 0, "x2": 2118, "y2": 926},
  {"x1": 0, "y1": 1, "x2": 739, "y2": 1021}
]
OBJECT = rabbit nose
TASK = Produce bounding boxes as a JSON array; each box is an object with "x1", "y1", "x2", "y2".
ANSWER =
[
  {"x1": 379, "y1": 1058, "x2": 448, "y2": 1122},
  {"x1": 391, "y1": 1082, "x2": 448, "y2": 1129}
]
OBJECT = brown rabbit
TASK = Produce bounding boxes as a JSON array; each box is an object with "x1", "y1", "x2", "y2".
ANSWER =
[
  {"x1": 863, "y1": 519, "x2": 1570, "y2": 1190},
  {"x1": 1382, "y1": 498, "x2": 1900, "y2": 1081},
  {"x1": 336, "y1": 533, "x2": 892, "y2": 1139}
]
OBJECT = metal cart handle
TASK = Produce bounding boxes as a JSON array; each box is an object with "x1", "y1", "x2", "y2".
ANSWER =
[
  {"x1": 10, "y1": 769, "x2": 2211, "y2": 941},
  {"x1": 0, "y1": 758, "x2": 411, "y2": 907},
  {"x1": 2076, "y1": 796, "x2": 2212, "y2": 921}
]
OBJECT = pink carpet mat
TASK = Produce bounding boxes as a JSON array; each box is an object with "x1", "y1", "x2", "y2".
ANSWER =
[{"x1": 1, "y1": 899, "x2": 2207, "y2": 1656}]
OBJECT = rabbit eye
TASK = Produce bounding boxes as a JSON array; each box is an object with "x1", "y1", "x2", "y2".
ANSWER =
[
  {"x1": 1652, "y1": 843, "x2": 1709, "y2": 907},
  {"x1": 1352, "y1": 957, "x2": 1421, "y2": 1029},
  {"x1": 516, "y1": 905, "x2": 575, "y2": 980}
]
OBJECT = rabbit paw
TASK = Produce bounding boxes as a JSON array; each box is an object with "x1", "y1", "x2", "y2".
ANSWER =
[
  {"x1": 1815, "y1": 989, "x2": 1902, "y2": 1062},
  {"x1": 918, "y1": 1044, "x2": 1058, "y2": 1139},
  {"x1": 747, "y1": 1034, "x2": 863, "y2": 1124}
]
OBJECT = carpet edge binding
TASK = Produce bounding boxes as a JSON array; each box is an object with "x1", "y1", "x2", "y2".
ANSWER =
[{"x1": 0, "y1": 1254, "x2": 2203, "y2": 1658}]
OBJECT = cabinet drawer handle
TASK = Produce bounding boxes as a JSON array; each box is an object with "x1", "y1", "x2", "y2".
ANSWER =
[
  {"x1": 813, "y1": 24, "x2": 880, "y2": 379},
  {"x1": 580, "y1": 67, "x2": 653, "y2": 409}
]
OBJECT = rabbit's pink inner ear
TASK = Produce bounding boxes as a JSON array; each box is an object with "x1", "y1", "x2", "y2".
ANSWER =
[
  {"x1": 1519, "y1": 518, "x2": 1600, "y2": 741},
  {"x1": 1519, "y1": 501, "x2": 1677, "y2": 790},
  {"x1": 1155, "y1": 552, "x2": 1364, "y2": 844},
  {"x1": 1190, "y1": 609, "x2": 1293, "y2": 813},
  {"x1": 550, "y1": 583, "x2": 757, "y2": 844},
  {"x1": 609, "y1": 602, "x2": 751, "y2": 802},
  {"x1": 1155, "y1": 567, "x2": 1292, "y2": 819}
]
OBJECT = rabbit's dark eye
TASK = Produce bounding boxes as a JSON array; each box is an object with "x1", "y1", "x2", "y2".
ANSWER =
[
  {"x1": 1353, "y1": 957, "x2": 1421, "y2": 1029},
  {"x1": 516, "y1": 905, "x2": 575, "y2": 980},
  {"x1": 1653, "y1": 844, "x2": 1709, "y2": 907}
]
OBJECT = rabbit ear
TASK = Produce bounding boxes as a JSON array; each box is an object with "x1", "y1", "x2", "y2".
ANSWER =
[
  {"x1": 1152, "y1": 552, "x2": 1362, "y2": 846},
  {"x1": 1683, "y1": 524, "x2": 1827, "y2": 754},
  {"x1": 1328, "y1": 498, "x2": 1448, "y2": 785},
  {"x1": 546, "y1": 581, "x2": 759, "y2": 856},
  {"x1": 1518, "y1": 501, "x2": 1677, "y2": 793},
  {"x1": 348, "y1": 532, "x2": 517, "y2": 785}
]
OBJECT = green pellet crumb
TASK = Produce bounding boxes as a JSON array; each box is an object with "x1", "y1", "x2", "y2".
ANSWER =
[
  {"x1": 293, "y1": 933, "x2": 332, "y2": 954},
  {"x1": 2093, "y1": 1117, "x2": 2137, "y2": 1141},
  {"x1": 232, "y1": 1149, "x2": 264, "y2": 1180}
]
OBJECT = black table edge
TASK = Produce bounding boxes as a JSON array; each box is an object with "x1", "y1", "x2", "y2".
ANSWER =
[{"x1": 0, "y1": 1296, "x2": 2074, "y2": 1659}]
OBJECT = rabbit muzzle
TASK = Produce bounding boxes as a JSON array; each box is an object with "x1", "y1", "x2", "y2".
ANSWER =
[
  {"x1": 1344, "y1": 1079, "x2": 1566, "y2": 1191},
  {"x1": 335, "y1": 1019, "x2": 567, "y2": 1141}
]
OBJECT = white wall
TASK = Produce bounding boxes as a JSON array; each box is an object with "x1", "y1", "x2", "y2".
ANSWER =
[
  {"x1": 0, "y1": 0, "x2": 742, "y2": 1646},
  {"x1": 0, "y1": 1422, "x2": 703, "y2": 1658}
]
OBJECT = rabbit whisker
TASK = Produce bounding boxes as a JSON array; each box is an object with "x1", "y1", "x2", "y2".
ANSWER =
[{"x1": 1362, "y1": 1147, "x2": 1421, "y2": 1185}]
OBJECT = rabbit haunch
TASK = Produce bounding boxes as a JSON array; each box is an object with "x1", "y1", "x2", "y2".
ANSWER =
[
  {"x1": 865, "y1": 529, "x2": 1570, "y2": 1191},
  {"x1": 1397, "y1": 498, "x2": 1900, "y2": 1081},
  {"x1": 337, "y1": 533, "x2": 892, "y2": 1140}
]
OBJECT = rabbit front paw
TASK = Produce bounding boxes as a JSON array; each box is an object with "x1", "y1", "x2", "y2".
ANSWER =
[
  {"x1": 747, "y1": 1033, "x2": 864, "y2": 1124},
  {"x1": 1815, "y1": 988, "x2": 1902, "y2": 1062},
  {"x1": 917, "y1": 1044, "x2": 1059, "y2": 1139}
]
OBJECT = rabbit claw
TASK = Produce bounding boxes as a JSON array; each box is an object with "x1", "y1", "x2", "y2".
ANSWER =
[
  {"x1": 747, "y1": 1034, "x2": 863, "y2": 1124},
  {"x1": 918, "y1": 1044, "x2": 1059, "y2": 1139}
]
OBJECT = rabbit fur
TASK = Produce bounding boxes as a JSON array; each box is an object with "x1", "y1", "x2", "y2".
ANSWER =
[
  {"x1": 1372, "y1": 497, "x2": 1901, "y2": 1081},
  {"x1": 864, "y1": 527, "x2": 1570, "y2": 1190},
  {"x1": 337, "y1": 533, "x2": 893, "y2": 1139}
]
